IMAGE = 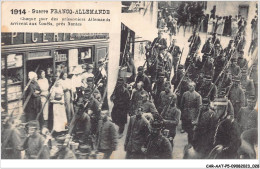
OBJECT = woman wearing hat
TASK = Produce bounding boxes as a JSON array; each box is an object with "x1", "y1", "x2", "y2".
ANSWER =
[{"x1": 25, "y1": 72, "x2": 42, "y2": 123}]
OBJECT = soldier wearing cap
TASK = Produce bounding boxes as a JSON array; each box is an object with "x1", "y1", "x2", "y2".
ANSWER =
[
  {"x1": 169, "y1": 38, "x2": 182, "y2": 72},
  {"x1": 237, "y1": 51, "x2": 248, "y2": 71},
  {"x1": 215, "y1": 88, "x2": 234, "y2": 118},
  {"x1": 157, "y1": 81, "x2": 176, "y2": 113},
  {"x1": 181, "y1": 81, "x2": 202, "y2": 144},
  {"x1": 192, "y1": 97, "x2": 217, "y2": 157},
  {"x1": 201, "y1": 55, "x2": 215, "y2": 78},
  {"x1": 223, "y1": 40, "x2": 235, "y2": 60},
  {"x1": 139, "y1": 91, "x2": 158, "y2": 115},
  {"x1": 161, "y1": 50, "x2": 172, "y2": 81},
  {"x1": 152, "y1": 71, "x2": 165, "y2": 108},
  {"x1": 212, "y1": 32, "x2": 221, "y2": 46},
  {"x1": 195, "y1": 72, "x2": 205, "y2": 91},
  {"x1": 142, "y1": 114, "x2": 172, "y2": 159},
  {"x1": 241, "y1": 69, "x2": 255, "y2": 106},
  {"x1": 201, "y1": 37, "x2": 215, "y2": 63},
  {"x1": 238, "y1": 95, "x2": 257, "y2": 132},
  {"x1": 19, "y1": 120, "x2": 50, "y2": 159},
  {"x1": 188, "y1": 31, "x2": 201, "y2": 56},
  {"x1": 198, "y1": 75, "x2": 217, "y2": 101},
  {"x1": 125, "y1": 107, "x2": 149, "y2": 159},
  {"x1": 149, "y1": 31, "x2": 167, "y2": 57},
  {"x1": 134, "y1": 66, "x2": 151, "y2": 93},
  {"x1": 1, "y1": 116, "x2": 22, "y2": 159},
  {"x1": 161, "y1": 93, "x2": 181, "y2": 147},
  {"x1": 213, "y1": 52, "x2": 226, "y2": 82},
  {"x1": 228, "y1": 57, "x2": 241, "y2": 77},
  {"x1": 213, "y1": 43, "x2": 223, "y2": 59},
  {"x1": 228, "y1": 76, "x2": 245, "y2": 120},
  {"x1": 111, "y1": 77, "x2": 130, "y2": 135}
]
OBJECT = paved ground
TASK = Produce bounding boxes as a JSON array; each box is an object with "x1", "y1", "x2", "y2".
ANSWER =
[{"x1": 111, "y1": 29, "x2": 232, "y2": 159}]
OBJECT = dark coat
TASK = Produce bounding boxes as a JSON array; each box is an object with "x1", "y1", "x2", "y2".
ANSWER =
[
  {"x1": 57, "y1": 147, "x2": 76, "y2": 159},
  {"x1": 161, "y1": 106, "x2": 181, "y2": 137},
  {"x1": 238, "y1": 107, "x2": 257, "y2": 132},
  {"x1": 151, "y1": 37, "x2": 167, "y2": 54},
  {"x1": 198, "y1": 82, "x2": 217, "y2": 101},
  {"x1": 125, "y1": 115, "x2": 149, "y2": 153},
  {"x1": 135, "y1": 74, "x2": 151, "y2": 93},
  {"x1": 228, "y1": 85, "x2": 245, "y2": 119},
  {"x1": 96, "y1": 118, "x2": 118, "y2": 151},
  {"x1": 145, "y1": 134, "x2": 172, "y2": 159},
  {"x1": 25, "y1": 81, "x2": 42, "y2": 122}
]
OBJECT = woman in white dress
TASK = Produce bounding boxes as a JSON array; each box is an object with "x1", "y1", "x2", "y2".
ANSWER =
[
  {"x1": 50, "y1": 80, "x2": 67, "y2": 133},
  {"x1": 207, "y1": 17, "x2": 214, "y2": 34},
  {"x1": 37, "y1": 70, "x2": 50, "y2": 127},
  {"x1": 60, "y1": 72, "x2": 73, "y2": 122},
  {"x1": 216, "y1": 17, "x2": 225, "y2": 35}
]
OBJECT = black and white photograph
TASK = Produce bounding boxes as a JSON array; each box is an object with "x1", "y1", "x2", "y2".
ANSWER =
[{"x1": 0, "y1": 0, "x2": 259, "y2": 167}]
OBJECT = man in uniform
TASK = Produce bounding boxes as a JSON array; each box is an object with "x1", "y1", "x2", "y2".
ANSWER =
[
  {"x1": 238, "y1": 96, "x2": 257, "y2": 132},
  {"x1": 201, "y1": 56, "x2": 215, "y2": 78},
  {"x1": 134, "y1": 66, "x2": 151, "y2": 93},
  {"x1": 228, "y1": 57, "x2": 241, "y2": 78},
  {"x1": 111, "y1": 78, "x2": 130, "y2": 135},
  {"x1": 192, "y1": 98, "x2": 216, "y2": 158},
  {"x1": 52, "y1": 137, "x2": 76, "y2": 159},
  {"x1": 161, "y1": 50, "x2": 172, "y2": 81},
  {"x1": 215, "y1": 88, "x2": 234, "y2": 118},
  {"x1": 125, "y1": 107, "x2": 149, "y2": 159},
  {"x1": 237, "y1": 51, "x2": 248, "y2": 71},
  {"x1": 169, "y1": 38, "x2": 182, "y2": 72},
  {"x1": 161, "y1": 95, "x2": 181, "y2": 147},
  {"x1": 157, "y1": 81, "x2": 176, "y2": 113},
  {"x1": 201, "y1": 37, "x2": 214, "y2": 63},
  {"x1": 188, "y1": 31, "x2": 201, "y2": 56},
  {"x1": 19, "y1": 120, "x2": 50, "y2": 159},
  {"x1": 223, "y1": 40, "x2": 236, "y2": 60},
  {"x1": 142, "y1": 114, "x2": 173, "y2": 159},
  {"x1": 213, "y1": 52, "x2": 226, "y2": 82},
  {"x1": 213, "y1": 43, "x2": 223, "y2": 59},
  {"x1": 181, "y1": 81, "x2": 202, "y2": 144},
  {"x1": 139, "y1": 92, "x2": 158, "y2": 115},
  {"x1": 130, "y1": 81, "x2": 148, "y2": 116},
  {"x1": 228, "y1": 76, "x2": 245, "y2": 120},
  {"x1": 152, "y1": 72, "x2": 165, "y2": 108},
  {"x1": 212, "y1": 32, "x2": 221, "y2": 46},
  {"x1": 240, "y1": 69, "x2": 255, "y2": 106},
  {"x1": 198, "y1": 75, "x2": 217, "y2": 101},
  {"x1": 149, "y1": 31, "x2": 167, "y2": 58}
]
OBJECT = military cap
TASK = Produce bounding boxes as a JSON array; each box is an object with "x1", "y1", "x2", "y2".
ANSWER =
[
  {"x1": 150, "y1": 114, "x2": 164, "y2": 129},
  {"x1": 138, "y1": 66, "x2": 144, "y2": 71},
  {"x1": 232, "y1": 76, "x2": 240, "y2": 82},
  {"x1": 178, "y1": 65, "x2": 184, "y2": 69},
  {"x1": 26, "y1": 120, "x2": 40, "y2": 129},
  {"x1": 204, "y1": 75, "x2": 212, "y2": 81},
  {"x1": 247, "y1": 95, "x2": 256, "y2": 102},
  {"x1": 202, "y1": 97, "x2": 210, "y2": 105},
  {"x1": 87, "y1": 77, "x2": 94, "y2": 82}
]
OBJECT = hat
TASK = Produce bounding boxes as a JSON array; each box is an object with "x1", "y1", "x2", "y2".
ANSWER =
[
  {"x1": 218, "y1": 88, "x2": 226, "y2": 97},
  {"x1": 87, "y1": 64, "x2": 94, "y2": 69},
  {"x1": 26, "y1": 120, "x2": 40, "y2": 129},
  {"x1": 202, "y1": 97, "x2": 210, "y2": 105},
  {"x1": 87, "y1": 77, "x2": 94, "y2": 82},
  {"x1": 158, "y1": 72, "x2": 165, "y2": 77},
  {"x1": 232, "y1": 76, "x2": 240, "y2": 82},
  {"x1": 150, "y1": 114, "x2": 164, "y2": 129},
  {"x1": 204, "y1": 75, "x2": 212, "y2": 81},
  {"x1": 178, "y1": 65, "x2": 184, "y2": 69},
  {"x1": 247, "y1": 95, "x2": 256, "y2": 102},
  {"x1": 138, "y1": 66, "x2": 144, "y2": 71}
]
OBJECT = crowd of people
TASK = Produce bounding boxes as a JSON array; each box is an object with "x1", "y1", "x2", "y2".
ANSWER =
[{"x1": 1, "y1": 4, "x2": 258, "y2": 159}]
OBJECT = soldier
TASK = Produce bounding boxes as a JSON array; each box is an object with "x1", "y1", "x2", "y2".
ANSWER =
[
  {"x1": 213, "y1": 52, "x2": 226, "y2": 82},
  {"x1": 134, "y1": 66, "x2": 151, "y2": 93},
  {"x1": 235, "y1": 32, "x2": 246, "y2": 53},
  {"x1": 249, "y1": 62, "x2": 258, "y2": 100},
  {"x1": 201, "y1": 37, "x2": 214, "y2": 63},
  {"x1": 238, "y1": 96, "x2": 257, "y2": 133},
  {"x1": 161, "y1": 95, "x2": 181, "y2": 147},
  {"x1": 210, "y1": 100, "x2": 241, "y2": 159},
  {"x1": 181, "y1": 81, "x2": 202, "y2": 144},
  {"x1": 72, "y1": 99, "x2": 91, "y2": 144},
  {"x1": 188, "y1": 31, "x2": 201, "y2": 56},
  {"x1": 130, "y1": 81, "x2": 148, "y2": 116},
  {"x1": 195, "y1": 72, "x2": 205, "y2": 91},
  {"x1": 240, "y1": 69, "x2": 255, "y2": 106},
  {"x1": 223, "y1": 40, "x2": 235, "y2": 60},
  {"x1": 192, "y1": 98, "x2": 216, "y2": 158},
  {"x1": 212, "y1": 32, "x2": 221, "y2": 46},
  {"x1": 142, "y1": 114, "x2": 173, "y2": 159},
  {"x1": 213, "y1": 43, "x2": 223, "y2": 59},
  {"x1": 96, "y1": 110, "x2": 118, "y2": 159},
  {"x1": 228, "y1": 57, "x2": 241, "y2": 78},
  {"x1": 149, "y1": 31, "x2": 167, "y2": 57},
  {"x1": 228, "y1": 76, "x2": 245, "y2": 120},
  {"x1": 125, "y1": 107, "x2": 149, "y2": 159},
  {"x1": 111, "y1": 78, "x2": 130, "y2": 135},
  {"x1": 198, "y1": 75, "x2": 217, "y2": 101},
  {"x1": 139, "y1": 92, "x2": 158, "y2": 115},
  {"x1": 1, "y1": 117, "x2": 22, "y2": 159},
  {"x1": 19, "y1": 120, "x2": 50, "y2": 159},
  {"x1": 157, "y1": 81, "x2": 176, "y2": 113},
  {"x1": 216, "y1": 70, "x2": 232, "y2": 90},
  {"x1": 169, "y1": 38, "x2": 182, "y2": 72},
  {"x1": 152, "y1": 72, "x2": 165, "y2": 108},
  {"x1": 215, "y1": 88, "x2": 234, "y2": 118},
  {"x1": 161, "y1": 50, "x2": 172, "y2": 81},
  {"x1": 52, "y1": 137, "x2": 76, "y2": 159},
  {"x1": 237, "y1": 51, "x2": 248, "y2": 71},
  {"x1": 201, "y1": 56, "x2": 215, "y2": 78}
]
